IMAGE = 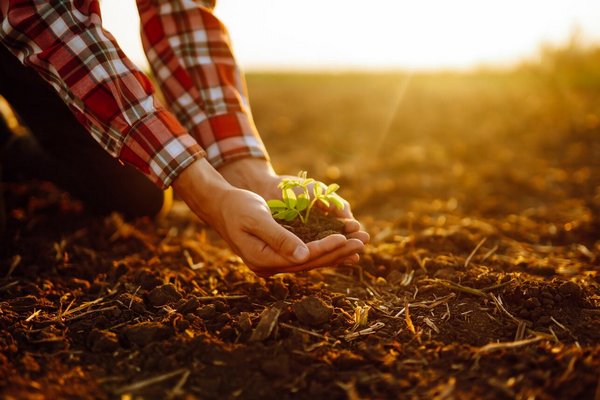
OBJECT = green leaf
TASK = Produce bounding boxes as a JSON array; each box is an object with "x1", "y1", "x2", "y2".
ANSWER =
[
  {"x1": 329, "y1": 194, "x2": 345, "y2": 209},
  {"x1": 326, "y1": 183, "x2": 340, "y2": 195},
  {"x1": 273, "y1": 210, "x2": 289, "y2": 220},
  {"x1": 283, "y1": 209, "x2": 299, "y2": 221},
  {"x1": 267, "y1": 199, "x2": 287, "y2": 210},
  {"x1": 296, "y1": 197, "x2": 309, "y2": 211},
  {"x1": 318, "y1": 198, "x2": 330, "y2": 208},
  {"x1": 283, "y1": 188, "x2": 296, "y2": 201},
  {"x1": 313, "y1": 184, "x2": 323, "y2": 197}
]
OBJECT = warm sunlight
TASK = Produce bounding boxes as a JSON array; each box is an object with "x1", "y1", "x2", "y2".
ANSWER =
[{"x1": 101, "y1": 0, "x2": 600, "y2": 70}]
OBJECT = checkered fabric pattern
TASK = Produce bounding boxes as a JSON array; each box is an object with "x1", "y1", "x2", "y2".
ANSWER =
[
  {"x1": 137, "y1": 0, "x2": 269, "y2": 168},
  {"x1": 0, "y1": 0, "x2": 269, "y2": 188}
]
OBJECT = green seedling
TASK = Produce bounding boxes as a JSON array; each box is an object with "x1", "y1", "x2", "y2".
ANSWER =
[{"x1": 267, "y1": 171, "x2": 344, "y2": 224}]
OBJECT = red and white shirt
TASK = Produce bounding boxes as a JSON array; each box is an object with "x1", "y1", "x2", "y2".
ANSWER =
[{"x1": 0, "y1": 0, "x2": 269, "y2": 188}]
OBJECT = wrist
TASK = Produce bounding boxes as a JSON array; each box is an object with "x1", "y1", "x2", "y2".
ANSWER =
[
  {"x1": 172, "y1": 158, "x2": 234, "y2": 222},
  {"x1": 218, "y1": 157, "x2": 277, "y2": 192}
]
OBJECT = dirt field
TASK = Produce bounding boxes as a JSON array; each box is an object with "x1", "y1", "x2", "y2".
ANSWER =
[{"x1": 1, "y1": 45, "x2": 599, "y2": 399}]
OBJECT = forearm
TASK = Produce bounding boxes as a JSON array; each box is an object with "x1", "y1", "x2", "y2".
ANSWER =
[
  {"x1": 137, "y1": 0, "x2": 269, "y2": 169},
  {"x1": 172, "y1": 158, "x2": 233, "y2": 223},
  {"x1": 0, "y1": 1, "x2": 204, "y2": 188}
]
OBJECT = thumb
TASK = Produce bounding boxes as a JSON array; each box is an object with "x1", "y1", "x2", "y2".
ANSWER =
[{"x1": 254, "y1": 218, "x2": 309, "y2": 263}]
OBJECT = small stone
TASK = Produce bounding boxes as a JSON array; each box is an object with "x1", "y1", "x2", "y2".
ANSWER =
[
  {"x1": 270, "y1": 279, "x2": 289, "y2": 300},
  {"x1": 177, "y1": 297, "x2": 200, "y2": 314},
  {"x1": 524, "y1": 297, "x2": 541, "y2": 309},
  {"x1": 217, "y1": 313, "x2": 232, "y2": 324},
  {"x1": 332, "y1": 295, "x2": 351, "y2": 308},
  {"x1": 196, "y1": 304, "x2": 217, "y2": 319},
  {"x1": 293, "y1": 296, "x2": 333, "y2": 327},
  {"x1": 213, "y1": 300, "x2": 228, "y2": 312},
  {"x1": 236, "y1": 312, "x2": 252, "y2": 332},
  {"x1": 136, "y1": 269, "x2": 162, "y2": 290},
  {"x1": 175, "y1": 319, "x2": 190, "y2": 332},
  {"x1": 147, "y1": 284, "x2": 182, "y2": 307}
]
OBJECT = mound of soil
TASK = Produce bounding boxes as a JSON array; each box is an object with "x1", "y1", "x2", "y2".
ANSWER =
[{"x1": 277, "y1": 208, "x2": 345, "y2": 243}]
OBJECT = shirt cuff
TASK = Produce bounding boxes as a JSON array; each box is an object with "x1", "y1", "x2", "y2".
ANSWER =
[
  {"x1": 119, "y1": 109, "x2": 206, "y2": 189},
  {"x1": 189, "y1": 110, "x2": 270, "y2": 169}
]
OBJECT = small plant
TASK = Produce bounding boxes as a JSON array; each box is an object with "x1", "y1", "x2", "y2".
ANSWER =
[{"x1": 267, "y1": 171, "x2": 344, "y2": 224}]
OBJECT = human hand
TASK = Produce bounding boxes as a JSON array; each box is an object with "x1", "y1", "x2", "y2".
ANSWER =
[
  {"x1": 173, "y1": 158, "x2": 365, "y2": 277},
  {"x1": 218, "y1": 158, "x2": 370, "y2": 245}
]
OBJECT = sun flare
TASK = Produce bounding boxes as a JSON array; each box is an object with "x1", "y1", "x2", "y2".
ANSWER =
[{"x1": 102, "y1": 0, "x2": 600, "y2": 70}]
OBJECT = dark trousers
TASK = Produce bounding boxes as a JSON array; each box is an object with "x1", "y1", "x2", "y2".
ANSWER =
[{"x1": 0, "y1": 45, "x2": 164, "y2": 218}]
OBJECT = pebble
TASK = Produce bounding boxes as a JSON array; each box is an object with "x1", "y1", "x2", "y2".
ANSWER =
[
  {"x1": 176, "y1": 297, "x2": 200, "y2": 314},
  {"x1": 236, "y1": 312, "x2": 252, "y2": 332},
  {"x1": 147, "y1": 284, "x2": 182, "y2": 307},
  {"x1": 136, "y1": 269, "x2": 162, "y2": 290},
  {"x1": 293, "y1": 296, "x2": 333, "y2": 327},
  {"x1": 270, "y1": 279, "x2": 289, "y2": 300},
  {"x1": 524, "y1": 297, "x2": 541, "y2": 309},
  {"x1": 196, "y1": 304, "x2": 217, "y2": 319}
]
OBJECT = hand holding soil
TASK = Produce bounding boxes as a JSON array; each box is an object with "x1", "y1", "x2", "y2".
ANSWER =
[{"x1": 174, "y1": 158, "x2": 366, "y2": 277}]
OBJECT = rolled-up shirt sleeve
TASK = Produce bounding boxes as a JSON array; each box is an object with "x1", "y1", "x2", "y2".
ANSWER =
[
  {"x1": 0, "y1": 0, "x2": 205, "y2": 188},
  {"x1": 136, "y1": 0, "x2": 270, "y2": 169}
]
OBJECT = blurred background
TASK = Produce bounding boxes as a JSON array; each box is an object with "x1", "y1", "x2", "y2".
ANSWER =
[{"x1": 101, "y1": 0, "x2": 600, "y2": 71}]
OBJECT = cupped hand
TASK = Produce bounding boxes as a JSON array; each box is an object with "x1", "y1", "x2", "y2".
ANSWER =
[
  {"x1": 173, "y1": 158, "x2": 366, "y2": 277},
  {"x1": 218, "y1": 158, "x2": 370, "y2": 245},
  {"x1": 215, "y1": 189, "x2": 364, "y2": 277}
]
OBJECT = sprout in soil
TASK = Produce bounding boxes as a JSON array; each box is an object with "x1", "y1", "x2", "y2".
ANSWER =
[{"x1": 267, "y1": 171, "x2": 344, "y2": 224}]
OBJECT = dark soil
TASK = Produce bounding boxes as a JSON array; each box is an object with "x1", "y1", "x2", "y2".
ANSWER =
[{"x1": 277, "y1": 208, "x2": 345, "y2": 243}]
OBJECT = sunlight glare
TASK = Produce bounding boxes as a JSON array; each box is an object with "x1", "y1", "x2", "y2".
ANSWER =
[{"x1": 101, "y1": 0, "x2": 600, "y2": 71}]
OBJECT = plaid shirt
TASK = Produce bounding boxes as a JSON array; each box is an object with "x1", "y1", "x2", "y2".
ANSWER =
[{"x1": 0, "y1": 0, "x2": 268, "y2": 188}]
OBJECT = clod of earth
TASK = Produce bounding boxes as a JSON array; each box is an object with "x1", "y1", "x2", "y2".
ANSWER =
[
  {"x1": 146, "y1": 283, "x2": 182, "y2": 307},
  {"x1": 279, "y1": 208, "x2": 345, "y2": 243},
  {"x1": 292, "y1": 296, "x2": 333, "y2": 326}
]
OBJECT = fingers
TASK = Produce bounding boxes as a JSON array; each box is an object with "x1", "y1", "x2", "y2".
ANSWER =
[
  {"x1": 246, "y1": 216, "x2": 310, "y2": 264},
  {"x1": 346, "y1": 230, "x2": 370, "y2": 244},
  {"x1": 276, "y1": 238, "x2": 364, "y2": 274},
  {"x1": 246, "y1": 234, "x2": 356, "y2": 275}
]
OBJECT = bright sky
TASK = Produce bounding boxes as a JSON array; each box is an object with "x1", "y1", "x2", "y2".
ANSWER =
[{"x1": 101, "y1": 0, "x2": 600, "y2": 71}]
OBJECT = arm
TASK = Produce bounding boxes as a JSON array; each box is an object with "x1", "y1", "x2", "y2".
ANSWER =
[
  {"x1": 0, "y1": 1, "x2": 363, "y2": 276},
  {"x1": 0, "y1": 1, "x2": 203, "y2": 188},
  {"x1": 136, "y1": 0, "x2": 268, "y2": 168},
  {"x1": 139, "y1": 0, "x2": 369, "y2": 260}
]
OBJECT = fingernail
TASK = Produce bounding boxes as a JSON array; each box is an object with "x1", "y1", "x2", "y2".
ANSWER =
[{"x1": 293, "y1": 245, "x2": 309, "y2": 261}]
